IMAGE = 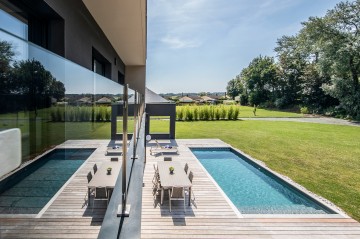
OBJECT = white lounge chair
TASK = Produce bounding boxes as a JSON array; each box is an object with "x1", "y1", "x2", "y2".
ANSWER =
[
  {"x1": 106, "y1": 146, "x2": 123, "y2": 156},
  {"x1": 150, "y1": 140, "x2": 178, "y2": 156}
]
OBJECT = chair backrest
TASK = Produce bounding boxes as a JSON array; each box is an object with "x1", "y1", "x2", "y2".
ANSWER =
[
  {"x1": 95, "y1": 187, "x2": 107, "y2": 199},
  {"x1": 164, "y1": 156, "x2": 172, "y2": 161},
  {"x1": 111, "y1": 157, "x2": 118, "y2": 161},
  {"x1": 154, "y1": 139, "x2": 162, "y2": 148},
  {"x1": 171, "y1": 187, "x2": 184, "y2": 199},
  {"x1": 188, "y1": 171, "x2": 193, "y2": 183},
  {"x1": 153, "y1": 164, "x2": 158, "y2": 172},
  {"x1": 87, "y1": 171, "x2": 93, "y2": 183},
  {"x1": 93, "y1": 164, "x2": 98, "y2": 174},
  {"x1": 184, "y1": 163, "x2": 189, "y2": 174}
]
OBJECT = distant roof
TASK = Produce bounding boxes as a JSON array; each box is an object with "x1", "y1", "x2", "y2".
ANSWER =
[
  {"x1": 77, "y1": 97, "x2": 91, "y2": 102},
  {"x1": 96, "y1": 97, "x2": 112, "y2": 103},
  {"x1": 201, "y1": 96, "x2": 215, "y2": 101},
  {"x1": 179, "y1": 96, "x2": 193, "y2": 102}
]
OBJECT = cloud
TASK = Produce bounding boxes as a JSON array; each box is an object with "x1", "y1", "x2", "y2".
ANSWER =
[{"x1": 161, "y1": 36, "x2": 201, "y2": 49}]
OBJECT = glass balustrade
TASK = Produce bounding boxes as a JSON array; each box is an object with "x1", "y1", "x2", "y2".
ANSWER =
[{"x1": 0, "y1": 28, "x2": 131, "y2": 162}]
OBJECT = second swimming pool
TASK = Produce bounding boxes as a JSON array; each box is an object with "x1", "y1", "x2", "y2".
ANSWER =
[
  {"x1": 0, "y1": 148, "x2": 95, "y2": 214},
  {"x1": 191, "y1": 148, "x2": 335, "y2": 214}
]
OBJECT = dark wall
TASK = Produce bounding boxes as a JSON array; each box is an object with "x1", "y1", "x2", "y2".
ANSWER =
[{"x1": 43, "y1": 0, "x2": 125, "y2": 82}]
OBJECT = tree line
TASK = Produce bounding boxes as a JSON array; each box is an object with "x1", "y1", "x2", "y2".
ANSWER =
[{"x1": 227, "y1": 0, "x2": 360, "y2": 120}]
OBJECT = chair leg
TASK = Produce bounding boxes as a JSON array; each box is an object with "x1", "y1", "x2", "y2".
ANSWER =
[
  {"x1": 184, "y1": 198, "x2": 185, "y2": 212},
  {"x1": 169, "y1": 190, "x2": 171, "y2": 212}
]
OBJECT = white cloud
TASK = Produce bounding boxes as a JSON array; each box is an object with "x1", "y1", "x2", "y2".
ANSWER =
[{"x1": 161, "y1": 36, "x2": 201, "y2": 49}]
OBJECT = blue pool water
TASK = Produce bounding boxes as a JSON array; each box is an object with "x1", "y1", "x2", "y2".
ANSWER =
[
  {"x1": 0, "y1": 148, "x2": 95, "y2": 214},
  {"x1": 192, "y1": 148, "x2": 334, "y2": 214}
]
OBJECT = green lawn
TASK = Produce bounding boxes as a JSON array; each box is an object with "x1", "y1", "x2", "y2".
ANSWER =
[
  {"x1": 174, "y1": 120, "x2": 360, "y2": 221},
  {"x1": 237, "y1": 106, "x2": 303, "y2": 117}
]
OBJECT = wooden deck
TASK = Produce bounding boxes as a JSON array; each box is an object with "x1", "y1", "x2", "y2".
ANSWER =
[
  {"x1": 1, "y1": 139, "x2": 360, "y2": 238},
  {"x1": 0, "y1": 140, "x2": 120, "y2": 239},
  {"x1": 141, "y1": 139, "x2": 360, "y2": 239}
]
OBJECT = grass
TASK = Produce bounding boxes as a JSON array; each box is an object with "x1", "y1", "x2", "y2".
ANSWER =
[
  {"x1": 174, "y1": 120, "x2": 360, "y2": 221},
  {"x1": 237, "y1": 106, "x2": 303, "y2": 117}
]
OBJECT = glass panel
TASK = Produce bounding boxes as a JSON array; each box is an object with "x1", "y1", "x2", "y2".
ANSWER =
[
  {"x1": 0, "y1": 28, "x2": 123, "y2": 163},
  {"x1": 0, "y1": 9, "x2": 28, "y2": 40},
  {"x1": 150, "y1": 116, "x2": 170, "y2": 134}
]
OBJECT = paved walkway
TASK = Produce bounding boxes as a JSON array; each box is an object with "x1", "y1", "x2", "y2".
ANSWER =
[{"x1": 239, "y1": 117, "x2": 360, "y2": 127}]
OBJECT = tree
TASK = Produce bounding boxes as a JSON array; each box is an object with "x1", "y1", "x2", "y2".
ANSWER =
[
  {"x1": 226, "y1": 76, "x2": 243, "y2": 100},
  {"x1": 11, "y1": 59, "x2": 65, "y2": 112},
  {"x1": 240, "y1": 56, "x2": 279, "y2": 106},
  {"x1": 300, "y1": 0, "x2": 360, "y2": 118},
  {"x1": 274, "y1": 36, "x2": 306, "y2": 107},
  {"x1": 0, "y1": 41, "x2": 14, "y2": 94}
]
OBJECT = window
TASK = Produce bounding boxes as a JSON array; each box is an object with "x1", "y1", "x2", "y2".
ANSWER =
[{"x1": 92, "y1": 47, "x2": 111, "y2": 78}]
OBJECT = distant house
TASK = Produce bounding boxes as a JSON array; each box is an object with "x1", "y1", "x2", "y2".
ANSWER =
[
  {"x1": 178, "y1": 96, "x2": 194, "y2": 103},
  {"x1": 189, "y1": 95, "x2": 202, "y2": 103},
  {"x1": 77, "y1": 97, "x2": 92, "y2": 105},
  {"x1": 96, "y1": 97, "x2": 112, "y2": 105},
  {"x1": 201, "y1": 95, "x2": 216, "y2": 104}
]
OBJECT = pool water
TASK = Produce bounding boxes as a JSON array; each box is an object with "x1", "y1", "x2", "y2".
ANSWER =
[
  {"x1": 0, "y1": 148, "x2": 95, "y2": 214},
  {"x1": 192, "y1": 148, "x2": 334, "y2": 214}
]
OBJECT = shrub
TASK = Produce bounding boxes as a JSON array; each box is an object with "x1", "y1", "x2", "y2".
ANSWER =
[
  {"x1": 227, "y1": 106, "x2": 234, "y2": 120},
  {"x1": 193, "y1": 107, "x2": 199, "y2": 120},
  {"x1": 198, "y1": 106, "x2": 204, "y2": 120},
  {"x1": 177, "y1": 107, "x2": 184, "y2": 121},
  {"x1": 215, "y1": 108, "x2": 221, "y2": 120},
  {"x1": 105, "y1": 107, "x2": 111, "y2": 121},
  {"x1": 209, "y1": 106, "x2": 215, "y2": 120},
  {"x1": 300, "y1": 106, "x2": 309, "y2": 114},
  {"x1": 185, "y1": 107, "x2": 193, "y2": 121},
  {"x1": 233, "y1": 107, "x2": 240, "y2": 120},
  {"x1": 203, "y1": 106, "x2": 210, "y2": 120},
  {"x1": 220, "y1": 106, "x2": 226, "y2": 119}
]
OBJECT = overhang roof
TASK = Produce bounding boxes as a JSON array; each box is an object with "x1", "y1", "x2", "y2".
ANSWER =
[{"x1": 82, "y1": 0, "x2": 146, "y2": 66}]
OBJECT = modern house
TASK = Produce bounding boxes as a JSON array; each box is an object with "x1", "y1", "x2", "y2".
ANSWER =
[{"x1": 1, "y1": 1, "x2": 360, "y2": 239}]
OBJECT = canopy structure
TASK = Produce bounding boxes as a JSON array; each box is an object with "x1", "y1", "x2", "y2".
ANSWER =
[{"x1": 111, "y1": 88, "x2": 176, "y2": 140}]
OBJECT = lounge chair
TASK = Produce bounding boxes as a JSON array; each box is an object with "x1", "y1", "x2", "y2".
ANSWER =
[
  {"x1": 150, "y1": 140, "x2": 178, "y2": 156},
  {"x1": 106, "y1": 146, "x2": 123, "y2": 156}
]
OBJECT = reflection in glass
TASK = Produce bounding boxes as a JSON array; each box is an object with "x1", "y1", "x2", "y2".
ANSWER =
[{"x1": 0, "y1": 28, "x2": 123, "y2": 163}]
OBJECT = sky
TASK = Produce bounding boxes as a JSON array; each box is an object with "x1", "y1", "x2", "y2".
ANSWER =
[{"x1": 146, "y1": 0, "x2": 344, "y2": 94}]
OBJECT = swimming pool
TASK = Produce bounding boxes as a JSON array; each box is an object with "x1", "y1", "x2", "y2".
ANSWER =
[
  {"x1": 191, "y1": 148, "x2": 335, "y2": 214},
  {"x1": 0, "y1": 148, "x2": 95, "y2": 214}
]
